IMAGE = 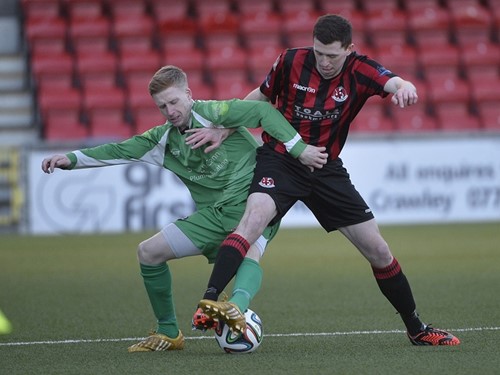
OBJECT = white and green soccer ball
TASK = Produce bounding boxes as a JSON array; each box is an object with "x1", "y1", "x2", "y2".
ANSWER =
[{"x1": 214, "y1": 308, "x2": 263, "y2": 354}]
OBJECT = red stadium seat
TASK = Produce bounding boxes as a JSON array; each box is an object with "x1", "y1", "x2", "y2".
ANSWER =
[
  {"x1": 65, "y1": 0, "x2": 103, "y2": 20},
  {"x1": 133, "y1": 108, "x2": 166, "y2": 134},
  {"x1": 75, "y1": 51, "x2": 118, "y2": 89},
  {"x1": 213, "y1": 79, "x2": 254, "y2": 100},
  {"x1": 150, "y1": 0, "x2": 190, "y2": 23},
  {"x1": 239, "y1": 11, "x2": 283, "y2": 49},
  {"x1": 206, "y1": 45, "x2": 247, "y2": 72},
  {"x1": 417, "y1": 43, "x2": 461, "y2": 80},
  {"x1": 107, "y1": 0, "x2": 147, "y2": 18},
  {"x1": 427, "y1": 76, "x2": 471, "y2": 105},
  {"x1": 44, "y1": 115, "x2": 88, "y2": 140},
  {"x1": 460, "y1": 41, "x2": 500, "y2": 79},
  {"x1": 477, "y1": 103, "x2": 500, "y2": 130},
  {"x1": 317, "y1": 0, "x2": 357, "y2": 13},
  {"x1": 469, "y1": 76, "x2": 500, "y2": 103},
  {"x1": 434, "y1": 103, "x2": 481, "y2": 131},
  {"x1": 408, "y1": 6, "x2": 452, "y2": 46},
  {"x1": 192, "y1": 0, "x2": 232, "y2": 17},
  {"x1": 276, "y1": 0, "x2": 316, "y2": 14},
  {"x1": 119, "y1": 49, "x2": 162, "y2": 77},
  {"x1": 360, "y1": 0, "x2": 400, "y2": 13},
  {"x1": 31, "y1": 51, "x2": 74, "y2": 86},
  {"x1": 87, "y1": 108, "x2": 132, "y2": 140},
  {"x1": 68, "y1": 16, "x2": 110, "y2": 53},
  {"x1": 38, "y1": 86, "x2": 81, "y2": 116},
  {"x1": 83, "y1": 86, "x2": 126, "y2": 113},
  {"x1": 449, "y1": 3, "x2": 493, "y2": 44},
  {"x1": 157, "y1": 18, "x2": 198, "y2": 53},
  {"x1": 187, "y1": 82, "x2": 215, "y2": 100},
  {"x1": 21, "y1": 0, "x2": 60, "y2": 19},
  {"x1": 162, "y1": 47, "x2": 205, "y2": 72},
  {"x1": 234, "y1": 0, "x2": 274, "y2": 15},
  {"x1": 374, "y1": 44, "x2": 418, "y2": 78},
  {"x1": 392, "y1": 105, "x2": 438, "y2": 132},
  {"x1": 351, "y1": 101, "x2": 394, "y2": 133},
  {"x1": 247, "y1": 45, "x2": 282, "y2": 83},
  {"x1": 404, "y1": 0, "x2": 441, "y2": 11},
  {"x1": 25, "y1": 16, "x2": 67, "y2": 53},
  {"x1": 283, "y1": 10, "x2": 321, "y2": 36},
  {"x1": 112, "y1": 14, "x2": 154, "y2": 52},
  {"x1": 199, "y1": 12, "x2": 241, "y2": 50},
  {"x1": 365, "y1": 9, "x2": 408, "y2": 47}
]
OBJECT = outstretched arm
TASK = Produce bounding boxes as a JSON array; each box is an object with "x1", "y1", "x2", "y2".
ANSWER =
[
  {"x1": 384, "y1": 77, "x2": 418, "y2": 108},
  {"x1": 41, "y1": 154, "x2": 71, "y2": 174},
  {"x1": 185, "y1": 128, "x2": 235, "y2": 153}
]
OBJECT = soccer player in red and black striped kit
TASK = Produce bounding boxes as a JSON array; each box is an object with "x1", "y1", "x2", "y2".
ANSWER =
[{"x1": 195, "y1": 14, "x2": 460, "y2": 346}]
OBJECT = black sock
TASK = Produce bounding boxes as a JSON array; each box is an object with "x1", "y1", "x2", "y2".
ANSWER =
[
  {"x1": 373, "y1": 258, "x2": 423, "y2": 334},
  {"x1": 203, "y1": 234, "x2": 250, "y2": 300}
]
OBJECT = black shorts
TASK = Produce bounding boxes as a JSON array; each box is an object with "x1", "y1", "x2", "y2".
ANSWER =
[{"x1": 249, "y1": 145, "x2": 374, "y2": 232}]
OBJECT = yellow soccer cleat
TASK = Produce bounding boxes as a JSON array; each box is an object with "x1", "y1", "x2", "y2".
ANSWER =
[
  {"x1": 0, "y1": 309, "x2": 12, "y2": 335},
  {"x1": 128, "y1": 331, "x2": 185, "y2": 352},
  {"x1": 199, "y1": 299, "x2": 246, "y2": 335}
]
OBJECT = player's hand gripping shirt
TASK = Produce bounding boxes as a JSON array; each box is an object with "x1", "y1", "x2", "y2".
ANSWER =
[
  {"x1": 260, "y1": 48, "x2": 397, "y2": 160},
  {"x1": 65, "y1": 99, "x2": 307, "y2": 209}
]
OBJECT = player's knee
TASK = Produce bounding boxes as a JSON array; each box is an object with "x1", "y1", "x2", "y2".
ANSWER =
[
  {"x1": 137, "y1": 240, "x2": 161, "y2": 265},
  {"x1": 368, "y1": 241, "x2": 393, "y2": 268}
]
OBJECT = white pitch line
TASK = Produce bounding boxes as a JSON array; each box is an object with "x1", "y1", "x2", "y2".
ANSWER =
[{"x1": 1, "y1": 326, "x2": 499, "y2": 347}]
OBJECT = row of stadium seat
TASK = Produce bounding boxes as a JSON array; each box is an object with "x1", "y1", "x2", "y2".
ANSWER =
[{"x1": 21, "y1": 0, "x2": 500, "y2": 140}]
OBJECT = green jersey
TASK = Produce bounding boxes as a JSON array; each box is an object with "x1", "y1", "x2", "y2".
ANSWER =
[{"x1": 66, "y1": 99, "x2": 307, "y2": 210}]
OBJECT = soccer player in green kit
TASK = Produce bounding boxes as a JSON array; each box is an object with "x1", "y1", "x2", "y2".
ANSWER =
[{"x1": 41, "y1": 65, "x2": 327, "y2": 352}]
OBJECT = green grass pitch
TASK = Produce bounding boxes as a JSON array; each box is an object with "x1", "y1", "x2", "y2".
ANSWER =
[{"x1": 1, "y1": 223, "x2": 499, "y2": 374}]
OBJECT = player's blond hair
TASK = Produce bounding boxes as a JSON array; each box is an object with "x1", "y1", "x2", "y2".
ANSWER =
[{"x1": 148, "y1": 65, "x2": 188, "y2": 96}]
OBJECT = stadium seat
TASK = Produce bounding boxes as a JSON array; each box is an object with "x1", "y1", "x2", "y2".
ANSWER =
[
  {"x1": 359, "y1": 0, "x2": 400, "y2": 13},
  {"x1": 469, "y1": 76, "x2": 500, "y2": 103},
  {"x1": 239, "y1": 11, "x2": 283, "y2": 49},
  {"x1": 417, "y1": 43, "x2": 461, "y2": 80},
  {"x1": 107, "y1": 0, "x2": 147, "y2": 18},
  {"x1": 65, "y1": 0, "x2": 103, "y2": 20},
  {"x1": 187, "y1": 82, "x2": 215, "y2": 100},
  {"x1": 87, "y1": 108, "x2": 132, "y2": 140},
  {"x1": 112, "y1": 14, "x2": 154, "y2": 52},
  {"x1": 38, "y1": 86, "x2": 81, "y2": 116},
  {"x1": 44, "y1": 113, "x2": 89, "y2": 140},
  {"x1": 374, "y1": 44, "x2": 418, "y2": 78},
  {"x1": 365, "y1": 8, "x2": 408, "y2": 47},
  {"x1": 427, "y1": 76, "x2": 471, "y2": 105},
  {"x1": 213, "y1": 79, "x2": 254, "y2": 100},
  {"x1": 234, "y1": 0, "x2": 274, "y2": 14},
  {"x1": 21, "y1": 0, "x2": 60, "y2": 19},
  {"x1": 31, "y1": 51, "x2": 74, "y2": 86},
  {"x1": 460, "y1": 41, "x2": 500, "y2": 80},
  {"x1": 351, "y1": 101, "x2": 394, "y2": 133},
  {"x1": 283, "y1": 10, "x2": 321, "y2": 37},
  {"x1": 275, "y1": 0, "x2": 317, "y2": 15},
  {"x1": 68, "y1": 16, "x2": 110, "y2": 53},
  {"x1": 133, "y1": 108, "x2": 166, "y2": 134},
  {"x1": 477, "y1": 103, "x2": 500, "y2": 130},
  {"x1": 247, "y1": 45, "x2": 282, "y2": 83},
  {"x1": 119, "y1": 49, "x2": 162, "y2": 77},
  {"x1": 192, "y1": 0, "x2": 232, "y2": 17},
  {"x1": 449, "y1": 3, "x2": 494, "y2": 44},
  {"x1": 157, "y1": 18, "x2": 198, "y2": 53},
  {"x1": 162, "y1": 47, "x2": 205, "y2": 72},
  {"x1": 434, "y1": 103, "x2": 481, "y2": 131},
  {"x1": 83, "y1": 86, "x2": 126, "y2": 113},
  {"x1": 206, "y1": 45, "x2": 247, "y2": 73},
  {"x1": 25, "y1": 16, "x2": 67, "y2": 53},
  {"x1": 75, "y1": 51, "x2": 118, "y2": 89},
  {"x1": 317, "y1": 0, "x2": 356, "y2": 13},
  {"x1": 392, "y1": 105, "x2": 438, "y2": 132},
  {"x1": 404, "y1": 0, "x2": 442, "y2": 11},
  {"x1": 199, "y1": 12, "x2": 241, "y2": 50},
  {"x1": 408, "y1": 6, "x2": 452, "y2": 46},
  {"x1": 150, "y1": 0, "x2": 190, "y2": 23}
]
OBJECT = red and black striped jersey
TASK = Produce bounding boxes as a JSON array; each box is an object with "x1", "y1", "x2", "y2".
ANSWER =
[{"x1": 259, "y1": 47, "x2": 396, "y2": 160}]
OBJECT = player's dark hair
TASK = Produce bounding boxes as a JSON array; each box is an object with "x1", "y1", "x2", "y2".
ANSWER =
[
  {"x1": 313, "y1": 14, "x2": 352, "y2": 48},
  {"x1": 149, "y1": 65, "x2": 188, "y2": 96}
]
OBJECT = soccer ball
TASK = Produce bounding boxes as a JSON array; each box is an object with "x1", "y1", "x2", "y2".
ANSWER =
[{"x1": 214, "y1": 308, "x2": 263, "y2": 354}]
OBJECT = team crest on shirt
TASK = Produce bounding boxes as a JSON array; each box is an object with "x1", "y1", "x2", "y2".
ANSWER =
[
  {"x1": 258, "y1": 177, "x2": 275, "y2": 188},
  {"x1": 332, "y1": 86, "x2": 348, "y2": 102}
]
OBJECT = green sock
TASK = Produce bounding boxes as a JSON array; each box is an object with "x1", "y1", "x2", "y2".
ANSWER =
[
  {"x1": 230, "y1": 258, "x2": 263, "y2": 313},
  {"x1": 140, "y1": 263, "x2": 179, "y2": 338}
]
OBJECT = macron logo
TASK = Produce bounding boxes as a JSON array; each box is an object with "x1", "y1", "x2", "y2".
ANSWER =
[{"x1": 293, "y1": 83, "x2": 316, "y2": 93}]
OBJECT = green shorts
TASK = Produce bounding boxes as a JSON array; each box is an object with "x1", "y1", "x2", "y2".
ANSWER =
[{"x1": 174, "y1": 203, "x2": 280, "y2": 263}]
